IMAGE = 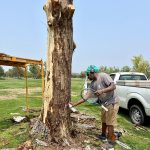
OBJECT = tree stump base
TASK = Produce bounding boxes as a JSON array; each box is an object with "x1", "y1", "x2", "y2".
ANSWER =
[{"x1": 28, "y1": 112, "x2": 103, "y2": 150}]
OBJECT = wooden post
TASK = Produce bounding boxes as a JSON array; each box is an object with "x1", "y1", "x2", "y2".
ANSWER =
[
  {"x1": 25, "y1": 65, "x2": 29, "y2": 112},
  {"x1": 41, "y1": 61, "x2": 45, "y2": 98}
]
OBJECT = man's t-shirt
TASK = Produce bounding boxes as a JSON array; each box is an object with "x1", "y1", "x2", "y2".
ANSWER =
[{"x1": 90, "y1": 73, "x2": 119, "y2": 105}]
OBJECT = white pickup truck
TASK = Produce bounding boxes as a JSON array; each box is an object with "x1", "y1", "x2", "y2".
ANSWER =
[
  {"x1": 110, "y1": 72, "x2": 148, "y2": 84},
  {"x1": 110, "y1": 72, "x2": 150, "y2": 125}
]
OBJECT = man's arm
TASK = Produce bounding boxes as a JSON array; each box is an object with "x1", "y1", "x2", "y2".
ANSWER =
[
  {"x1": 71, "y1": 90, "x2": 93, "y2": 107},
  {"x1": 72, "y1": 98, "x2": 85, "y2": 107},
  {"x1": 95, "y1": 82, "x2": 116, "y2": 96}
]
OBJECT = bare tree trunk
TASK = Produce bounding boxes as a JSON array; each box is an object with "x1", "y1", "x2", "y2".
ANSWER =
[{"x1": 34, "y1": 0, "x2": 75, "y2": 143}]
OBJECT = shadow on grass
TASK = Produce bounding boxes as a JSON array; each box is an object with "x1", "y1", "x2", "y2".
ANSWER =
[
  {"x1": 118, "y1": 108, "x2": 130, "y2": 118},
  {"x1": 145, "y1": 117, "x2": 150, "y2": 127},
  {"x1": 117, "y1": 107, "x2": 133, "y2": 127},
  {"x1": 118, "y1": 107, "x2": 150, "y2": 128},
  {"x1": 0, "y1": 118, "x2": 14, "y2": 131},
  {"x1": 0, "y1": 78, "x2": 5, "y2": 80}
]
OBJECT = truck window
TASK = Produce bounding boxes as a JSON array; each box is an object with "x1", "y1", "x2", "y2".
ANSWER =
[
  {"x1": 136, "y1": 75, "x2": 147, "y2": 80},
  {"x1": 119, "y1": 75, "x2": 147, "y2": 80},
  {"x1": 110, "y1": 74, "x2": 115, "y2": 80},
  {"x1": 119, "y1": 75, "x2": 131, "y2": 80}
]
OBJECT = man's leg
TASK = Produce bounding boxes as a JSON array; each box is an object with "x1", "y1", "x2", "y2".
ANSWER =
[
  {"x1": 99, "y1": 109, "x2": 107, "y2": 140},
  {"x1": 106, "y1": 102, "x2": 119, "y2": 143},
  {"x1": 102, "y1": 122, "x2": 107, "y2": 135},
  {"x1": 107, "y1": 125, "x2": 116, "y2": 143},
  {"x1": 99, "y1": 123, "x2": 107, "y2": 140},
  {"x1": 101, "y1": 102, "x2": 119, "y2": 149}
]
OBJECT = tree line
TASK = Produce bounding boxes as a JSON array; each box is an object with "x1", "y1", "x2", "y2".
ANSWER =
[
  {"x1": 0, "y1": 55, "x2": 150, "y2": 79},
  {"x1": 72, "y1": 55, "x2": 150, "y2": 79},
  {"x1": 0, "y1": 63, "x2": 46, "y2": 79}
]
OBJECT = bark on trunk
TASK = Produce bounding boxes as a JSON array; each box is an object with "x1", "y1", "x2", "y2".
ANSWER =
[{"x1": 39, "y1": 0, "x2": 75, "y2": 142}]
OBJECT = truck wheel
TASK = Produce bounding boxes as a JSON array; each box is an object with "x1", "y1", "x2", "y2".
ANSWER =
[{"x1": 129, "y1": 105, "x2": 145, "y2": 125}]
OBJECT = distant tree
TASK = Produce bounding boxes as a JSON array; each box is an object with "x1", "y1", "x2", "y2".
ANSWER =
[
  {"x1": 29, "y1": 64, "x2": 41, "y2": 79},
  {"x1": 121, "y1": 66, "x2": 131, "y2": 72},
  {"x1": 146, "y1": 67, "x2": 150, "y2": 79},
  {"x1": 132, "y1": 55, "x2": 150, "y2": 75},
  {"x1": 14, "y1": 67, "x2": 24, "y2": 78},
  {"x1": 106, "y1": 66, "x2": 120, "y2": 74},
  {"x1": 79, "y1": 71, "x2": 86, "y2": 78},
  {"x1": 71, "y1": 73, "x2": 80, "y2": 78},
  {"x1": 5, "y1": 69, "x2": 11, "y2": 77},
  {"x1": 27, "y1": 71, "x2": 33, "y2": 78},
  {"x1": 5, "y1": 67, "x2": 24, "y2": 78},
  {"x1": 99, "y1": 66, "x2": 108, "y2": 73},
  {"x1": 0, "y1": 66, "x2": 4, "y2": 77}
]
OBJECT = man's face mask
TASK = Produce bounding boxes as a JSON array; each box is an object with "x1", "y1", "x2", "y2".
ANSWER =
[{"x1": 87, "y1": 72, "x2": 95, "y2": 81}]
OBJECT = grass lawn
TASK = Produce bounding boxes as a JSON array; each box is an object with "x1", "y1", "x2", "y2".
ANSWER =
[
  {"x1": 0, "y1": 78, "x2": 150, "y2": 149},
  {"x1": 0, "y1": 78, "x2": 42, "y2": 148}
]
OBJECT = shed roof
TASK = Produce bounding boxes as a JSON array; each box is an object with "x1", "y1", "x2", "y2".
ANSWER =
[{"x1": 0, "y1": 53, "x2": 43, "y2": 67}]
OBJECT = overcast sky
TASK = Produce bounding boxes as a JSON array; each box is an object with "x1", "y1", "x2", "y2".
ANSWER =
[{"x1": 0, "y1": 0, "x2": 150, "y2": 73}]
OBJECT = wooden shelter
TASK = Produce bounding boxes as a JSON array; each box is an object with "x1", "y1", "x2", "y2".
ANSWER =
[{"x1": 0, "y1": 53, "x2": 44, "y2": 111}]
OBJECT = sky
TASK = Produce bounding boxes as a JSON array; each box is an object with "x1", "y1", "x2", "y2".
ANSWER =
[{"x1": 0, "y1": 0, "x2": 150, "y2": 73}]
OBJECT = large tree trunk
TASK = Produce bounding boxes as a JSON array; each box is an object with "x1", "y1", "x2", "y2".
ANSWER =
[{"x1": 38, "y1": 0, "x2": 75, "y2": 143}]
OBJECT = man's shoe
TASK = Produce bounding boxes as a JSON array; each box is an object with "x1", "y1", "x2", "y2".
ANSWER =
[
  {"x1": 98, "y1": 133, "x2": 107, "y2": 141},
  {"x1": 114, "y1": 131, "x2": 122, "y2": 140}
]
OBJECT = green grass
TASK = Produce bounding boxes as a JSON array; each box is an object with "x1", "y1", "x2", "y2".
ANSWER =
[
  {"x1": 0, "y1": 78, "x2": 150, "y2": 149},
  {"x1": 0, "y1": 78, "x2": 42, "y2": 89},
  {"x1": 0, "y1": 78, "x2": 42, "y2": 148}
]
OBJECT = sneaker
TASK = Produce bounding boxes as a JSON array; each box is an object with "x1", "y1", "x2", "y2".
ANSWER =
[
  {"x1": 114, "y1": 131, "x2": 122, "y2": 140},
  {"x1": 101, "y1": 141, "x2": 114, "y2": 150},
  {"x1": 98, "y1": 133, "x2": 107, "y2": 141}
]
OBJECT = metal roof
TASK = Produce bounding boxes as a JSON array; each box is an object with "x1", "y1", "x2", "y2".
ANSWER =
[{"x1": 0, "y1": 53, "x2": 43, "y2": 67}]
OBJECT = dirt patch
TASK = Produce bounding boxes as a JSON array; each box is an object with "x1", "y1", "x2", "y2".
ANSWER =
[
  {"x1": 0, "y1": 87, "x2": 42, "y2": 100},
  {"x1": 19, "y1": 112, "x2": 126, "y2": 150},
  {"x1": 21, "y1": 113, "x2": 102, "y2": 150},
  {"x1": 0, "y1": 138, "x2": 10, "y2": 148}
]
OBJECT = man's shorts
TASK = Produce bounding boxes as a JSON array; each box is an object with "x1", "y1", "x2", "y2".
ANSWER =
[{"x1": 101, "y1": 102, "x2": 119, "y2": 126}]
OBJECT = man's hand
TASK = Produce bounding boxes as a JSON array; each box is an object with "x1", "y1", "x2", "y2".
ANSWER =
[
  {"x1": 70, "y1": 99, "x2": 85, "y2": 107},
  {"x1": 95, "y1": 89, "x2": 104, "y2": 96},
  {"x1": 68, "y1": 103, "x2": 78, "y2": 112},
  {"x1": 69, "y1": 102, "x2": 78, "y2": 107},
  {"x1": 69, "y1": 102, "x2": 74, "y2": 106}
]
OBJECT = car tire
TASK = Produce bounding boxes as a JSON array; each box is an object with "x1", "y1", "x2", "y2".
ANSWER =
[{"x1": 129, "y1": 104, "x2": 145, "y2": 125}]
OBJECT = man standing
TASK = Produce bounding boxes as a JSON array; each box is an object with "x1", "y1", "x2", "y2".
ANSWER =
[{"x1": 72, "y1": 65, "x2": 120, "y2": 149}]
